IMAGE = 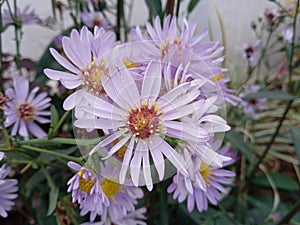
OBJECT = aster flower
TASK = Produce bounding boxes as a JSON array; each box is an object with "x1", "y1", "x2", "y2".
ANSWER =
[
  {"x1": 131, "y1": 15, "x2": 238, "y2": 106},
  {"x1": 74, "y1": 61, "x2": 211, "y2": 190},
  {"x1": 242, "y1": 39, "x2": 261, "y2": 68},
  {"x1": 4, "y1": 75, "x2": 51, "y2": 140},
  {"x1": 44, "y1": 26, "x2": 118, "y2": 111},
  {"x1": 0, "y1": 152, "x2": 18, "y2": 218},
  {"x1": 239, "y1": 85, "x2": 267, "y2": 119},
  {"x1": 80, "y1": 2, "x2": 111, "y2": 29},
  {"x1": 67, "y1": 161, "x2": 109, "y2": 221},
  {"x1": 2, "y1": 5, "x2": 39, "y2": 26},
  {"x1": 167, "y1": 146, "x2": 237, "y2": 213},
  {"x1": 99, "y1": 161, "x2": 144, "y2": 222},
  {"x1": 81, "y1": 207, "x2": 147, "y2": 225},
  {"x1": 67, "y1": 161, "x2": 144, "y2": 222},
  {"x1": 131, "y1": 15, "x2": 225, "y2": 76},
  {"x1": 175, "y1": 96, "x2": 232, "y2": 168}
]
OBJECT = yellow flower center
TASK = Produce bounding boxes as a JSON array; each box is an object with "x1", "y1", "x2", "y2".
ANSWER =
[
  {"x1": 16, "y1": 102, "x2": 36, "y2": 121},
  {"x1": 211, "y1": 73, "x2": 225, "y2": 82},
  {"x1": 127, "y1": 101, "x2": 163, "y2": 140},
  {"x1": 101, "y1": 179, "x2": 121, "y2": 199},
  {"x1": 78, "y1": 170, "x2": 96, "y2": 193},
  {"x1": 199, "y1": 162, "x2": 213, "y2": 186},
  {"x1": 123, "y1": 59, "x2": 139, "y2": 69},
  {"x1": 82, "y1": 57, "x2": 109, "y2": 95}
]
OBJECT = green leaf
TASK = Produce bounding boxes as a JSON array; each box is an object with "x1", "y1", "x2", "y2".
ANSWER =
[
  {"x1": 48, "y1": 104, "x2": 59, "y2": 139},
  {"x1": 47, "y1": 186, "x2": 59, "y2": 216},
  {"x1": 290, "y1": 126, "x2": 300, "y2": 164},
  {"x1": 252, "y1": 173, "x2": 299, "y2": 191},
  {"x1": 225, "y1": 129, "x2": 253, "y2": 161},
  {"x1": 188, "y1": 0, "x2": 201, "y2": 13},
  {"x1": 144, "y1": 0, "x2": 163, "y2": 19},
  {"x1": 243, "y1": 90, "x2": 296, "y2": 101}
]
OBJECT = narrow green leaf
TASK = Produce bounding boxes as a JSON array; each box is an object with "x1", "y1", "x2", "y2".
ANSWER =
[
  {"x1": 252, "y1": 173, "x2": 299, "y2": 191},
  {"x1": 47, "y1": 186, "x2": 59, "y2": 216},
  {"x1": 48, "y1": 104, "x2": 59, "y2": 139},
  {"x1": 290, "y1": 126, "x2": 300, "y2": 163},
  {"x1": 188, "y1": 0, "x2": 201, "y2": 13},
  {"x1": 225, "y1": 129, "x2": 253, "y2": 160},
  {"x1": 244, "y1": 90, "x2": 296, "y2": 101},
  {"x1": 144, "y1": 0, "x2": 163, "y2": 19}
]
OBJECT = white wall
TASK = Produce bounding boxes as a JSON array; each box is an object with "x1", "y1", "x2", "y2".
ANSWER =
[{"x1": 2, "y1": 0, "x2": 283, "y2": 62}]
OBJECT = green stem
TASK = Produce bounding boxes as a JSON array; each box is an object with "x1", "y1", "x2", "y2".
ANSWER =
[
  {"x1": 0, "y1": 136, "x2": 105, "y2": 149},
  {"x1": 52, "y1": 110, "x2": 70, "y2": 138},
  {"x1": 13, "y1": 0, "x2": 22, "y2": 74},
  {"x1": 276, "y1": 199, "x2": 300, "y2": 225},
  {"x1": 0, "y1": 122, "x2": 12, "y2": 148},
  {"x1": 116, "y1": 0, "x2": 124, "y2": 41},
  {"x1": 245, "y1": 99, "x2": 294, "y2": 189},
  {"x1": 20, "y1": 145, "x2": 83, "y2": 164},
  {"x1": 175, "y1": 0, "x2": 181, "y2": 18}
]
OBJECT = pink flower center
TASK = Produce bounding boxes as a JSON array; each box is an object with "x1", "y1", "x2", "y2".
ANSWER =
[
  {"x1": 127, "y1": 102, "x2": 163, "y2": 140},
  {"x1": 16, "y1": 102, "x2": 36, "y2": 121}
]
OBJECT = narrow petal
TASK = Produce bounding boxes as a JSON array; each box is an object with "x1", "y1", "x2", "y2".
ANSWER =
[
  {"x1": 159, "y1": 140, "x2": 188, "y2": 176},
  {"x1": 49, "y1": 48, "x2": 80, "y2": 74},
  {"x1": 119, "y1": 138, "x2": 135, "y2": 184},
  {"x1": 141, "y1": 61, "x2": 161, "y2": 102}
]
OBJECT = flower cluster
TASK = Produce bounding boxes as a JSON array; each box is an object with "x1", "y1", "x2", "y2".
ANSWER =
[
  {"x1": 45, "y1": 15, "x2": 237, "y2": 223},
  {"x1": 0, "y1": 152, "x2": 18, "y2": 218},
  {"x1": 3, "y1": 75, "x2": 51, "y2": 140}
]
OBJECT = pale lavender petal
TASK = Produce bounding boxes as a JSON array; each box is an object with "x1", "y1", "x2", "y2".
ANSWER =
[
  {"x1": 130, "y1": 141, "x2": 144, "y2": 187},
  {"x1": 27, "y1": 122, "x2": 47, "y2": 138},
  {"x1": 89, "y1": 130, "x2": 126, "y2": 156},
  {"x1": 159, "y1": 140, "x2": 188, "y2": 176},
  {"x1": 149, "y1": 136, "x2": 165, "y2": 180},
  {"x1": 49, "y1": 48, "x2": 80, "y2": 74},
  {"x1": 14, "y1": 75, "x2": 28, "y2": 101},
  {"x1": 141, "y1": 61, "x2": 161, "y2": 102},
  {"x1": 119, "y1": 138, "x2": 135, "y2": 184},
  {"x1": 142, "y1": 150, "x2": 153, "y2": 191}
]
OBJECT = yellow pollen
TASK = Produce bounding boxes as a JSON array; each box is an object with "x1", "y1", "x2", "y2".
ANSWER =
[
  {"x1": 82, "y1": 57, "x2": 109, "y2": 95},
  {"x1": 78, "y1": 170, "x2": 96, "y2": 193},
  {"x1": 101, "y1": 179, "x2": 121, "y2": 199},
  {"x1": 123, "y1": 59, "x2": 139, "y2": 69},
  {"x1": 127, "y1": 102, "x2": 163, "y2": 140},
  {"x1": 211, "y1": 73, "x2": 225, "y2": 82},
  {"x1": 199, "y1": 163, "x2": 213, "y2": 186}
]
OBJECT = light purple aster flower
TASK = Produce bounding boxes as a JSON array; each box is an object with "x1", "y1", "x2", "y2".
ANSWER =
[
  {"x1": 167, "y1": 146, "x2": 237, "y2": 213},
  {"x1": 68, "y1": 160, "x2": 144, "y2": 222},
  {"x1": 2, "y1": 5, "x2": 39, "y2": 26},
  {"x1": 0, "y1": 152, "x2": 18, "y2": 218},
  {"x1": 242, "y1": 39, "x2": 261, "y2": 68},
  {"x1": 131, "y1": 15, "x2": 225, "y2": 76},
  {"x1": 81, "y1": 207, "x2": 147, "y2": 225},
  {"x1": 98, "y1": 161, "x2": 144, "y2": 223},
  {"x1": 44, "y1": 26, "x2": 118, "y2": 111},
  {"x1": 4, "y1": 75, "x2": 51, "y2": 140},
  {"x1": 131, "y1": 15, "x2": 238, "y2": 106},
  {"x1": 67, "y1": 161, "x2": 109, "y2": 221},
  {"x1": 74, "y1": 61, "x2": 211, "y2": 190},
  {"x1": 239, "y1": 85, "x2": 267, "y2": 119},
  {"x1": 80, "y1": 2, "x2": 111, "y2": 29},
  {"x1": 175, "y1": 96, "x2": 231, "y2": 168}
]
